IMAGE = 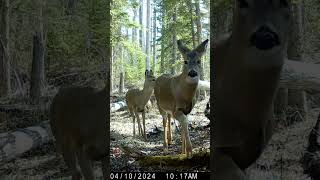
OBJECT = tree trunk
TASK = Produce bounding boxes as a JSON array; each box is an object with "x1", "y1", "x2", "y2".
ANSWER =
[
  {"x1": 132, "y1": 8, "x2": 138, "y2": 43},
  {"x1": 110, "y1": 46, "x2": 113, "y2": 92},
  {"x1": 30, "y1": 0, "x2": 46, "y2": 103},
  {"x1": 287, "y1": 0, "x2": 307, "y2": 121},
  {"x1": 30, "y1": 33, "x2": 44, "y2": 103},
  {"x1": 145, "y1": 0, "x2": 151, "y2": 70},
  {"x1": 171, "y1": 7, "x2": 177, "y2": 75},
  {"x1": 119, "y1": 45, "x2": 125, "y2": 94},
  {"x1": 152, "y1": 3, "x2": 157, "y2": 72},
  {"x1": 160, "y1": 9, "x2": 165, "y2": 74},
  {"x1": 187, "y1": 0, "x2": 196, "y2": 48},
  {"x1": 0, "y1": 0, "x2": 10, "y2": 97},
  {"x1": 66, "y1": 0, "x2": 77, "y2": 15},
  {"x1": 139, "y1": 0, "x2": 144, "y2": 50},
  {"x1": 195, "y1": 0, "x2": 205, "y2": 98}
]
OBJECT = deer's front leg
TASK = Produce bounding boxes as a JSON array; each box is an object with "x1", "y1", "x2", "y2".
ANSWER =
[
  {"x1": 174, "y1": 111, "x2": 192, "y2": 157},
  {"x1": 162, "y1": 115, "x2": 168, "y2": 151},
  {"x1": 167, "y1": 114, "x2": 172, "y2": 145}
]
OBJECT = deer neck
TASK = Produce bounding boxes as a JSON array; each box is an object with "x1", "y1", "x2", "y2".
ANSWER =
[
  {"x1": 174, "y1": 71, "x2": 198, "y2": 100},
  {"x1": 218, "y1": 35, "x2": 283, "y2": 112},
  {"x1": 140, "y1": 83, "x2": 154, "y2": 106}
]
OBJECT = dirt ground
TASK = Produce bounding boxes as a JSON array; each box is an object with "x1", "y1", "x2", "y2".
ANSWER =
[
  {"x1": 0, "y1": 97, "x2": 318, "y2": 179},
  {"x1": 110, "y1": 97, "x2": 211, "y2": 172}
]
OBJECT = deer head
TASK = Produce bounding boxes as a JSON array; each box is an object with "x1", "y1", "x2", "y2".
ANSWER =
[
  {"x1": 232, "y1": 0, "x2": 291, "y2": 68},
  {"x1": 177, "y1": 39, "x2": 209, "y2": 84},
  {"x1": 144, "y1": 69, "x2": 156, "y2": 88}
]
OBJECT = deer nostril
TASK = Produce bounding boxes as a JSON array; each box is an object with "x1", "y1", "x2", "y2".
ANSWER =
[
  {"x1": 188, "y1": 70, "x2": 198, "y2": 78},
  {"x1": 250, "y1": 26, "x2": 280, "y2": 50}
]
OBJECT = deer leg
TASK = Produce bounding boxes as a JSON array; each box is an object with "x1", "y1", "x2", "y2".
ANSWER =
[
  {"x1": 161, "y1": 115, "x2": 169, "y2": 152},
  {"x1": 174, "y1": 111, "x2": 192, "y2": 157},
  {"x1": 130, "y1": 109, "x2": 136, "y2": 137},
  {"x1": 181, "y1": 128, "x2": 186, "y2": 154},
  {"x1": 62, "y1": 145, "x2": 81, "y2": 180},
  {"x1": 134, "y1": 111, "x2": 142, "y2": 136},
  {"x1": 167, "y1": 114, "x2": 172, "y2": 145},
  {"x1": 77, "y1": 148, "x2": 94, "y2": 180},
  {"x1": 142, "y1": 110, "x2": 147, "y2": 141},
  {"x1": 213, "y1": 149, "x2": 246, "y2": 180},
  {"x1": 101, "y1": 156, "x2": 109, "y2": 180}
]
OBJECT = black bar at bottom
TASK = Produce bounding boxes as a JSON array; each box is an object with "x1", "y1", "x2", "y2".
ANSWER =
[{"x1": 110, "y1": 172, "x2": 210, "y2": 180}]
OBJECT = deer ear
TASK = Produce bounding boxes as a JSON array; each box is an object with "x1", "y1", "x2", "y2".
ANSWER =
[
  {"x1": 195, "y1": 39, "x2": 209, "y2": 55},
  {"x1": 177, "y1": 40, "x2": 191, "y2": 55}
]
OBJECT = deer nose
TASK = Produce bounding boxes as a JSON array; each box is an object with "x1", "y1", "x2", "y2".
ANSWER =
[
  {"x1": 250, "y1": 25, "x2": 280, "y2": 50},
  {"x1": 188, "y1": 70, "x2": 198, "y2": 77}
]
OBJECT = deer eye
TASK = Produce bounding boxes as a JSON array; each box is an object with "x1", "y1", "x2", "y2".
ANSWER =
[
  {"x1": 279, "y1": 0, "x2": 289, "y2": 8},
  {"x1": 238, "y1": 0, "x2": 249, "y2": 9},
  {"x1": 197, "y1": 60, "x2": 200, "y2": 64},
  {"x1": 184, "y1": 61, "x2": 188, "y2": 64}
]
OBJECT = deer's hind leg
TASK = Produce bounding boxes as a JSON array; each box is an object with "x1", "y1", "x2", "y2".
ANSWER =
[
  {"x1": 213, "y1": 149, "x2": 246, "y2": 180},
  {"x1": 128, "y1": 107, "x2": 136, "y2": 136},
  {"x1": 77, "y1": 147, "x2": 94, "y2": 180},
  {"x1": 142, "y1": 109, "x2": 147, "y2": 141},
  {"x1": 134, "y1": 110, "x2": 143, "y2": 137}
]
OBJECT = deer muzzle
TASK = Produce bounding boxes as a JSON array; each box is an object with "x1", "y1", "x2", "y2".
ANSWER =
[
  {"x1": 188, "y1": 69, "x2": 198, "y2": 78},
  {"x1": 250, "y1": 25, "x2": 280, "y2": 50}
]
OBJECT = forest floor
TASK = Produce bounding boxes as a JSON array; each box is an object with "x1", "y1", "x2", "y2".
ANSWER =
[
  {"x1": 0, "y1": 95, "x2": 319, "y2": 179},
  {"x1": 110, "y1": 96, "x2": 211, "y2": 172}
]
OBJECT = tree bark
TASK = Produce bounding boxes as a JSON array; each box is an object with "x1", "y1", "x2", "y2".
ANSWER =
[
  {"x1": 30, "y1": 0, "x2": 46, "y2": 103},
  {"x1": 152, "y1": 3, "x2": 157, "y2": 72},
  {"x1": 160, "y1": 9, "x2": 165, "y2": 74},
  {"x1": 0, "y1": 0, "x2": 11, "y2": 97},
  {"x1": 145, "y1": 0, "x2": 151, "y2": 70},
  {"x1": 187, "y1": 0, "x2": 196, "y2": 48},
  {"x1": 287, "y1": 0, "x2": 307, "y2": 121},
  {"x1": 119, "y1": 45, "x2": 124, "y2": 94},
  {"x1": 30, "y1": 33, "x2": 44, "y2": 103},
  {"x1": 0, "y1": 121, "x2": 53, "y2": 162},
  {"x1": 195, "y1": 0, "x2": 205, "y2": 98},
  {"x1": 139, "y1": 0, "x2": 144, "y2": 50},
  {"x1": 171, "y1": 7, "x2": 177, "y2": 75}
]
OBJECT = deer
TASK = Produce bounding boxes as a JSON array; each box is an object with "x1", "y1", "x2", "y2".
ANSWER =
[
  {"x1": 125, "y1": 69, "x2": 156, "y2": 141},
  {"x1": 212, "y1": 0, "x2": 292, "y2": 179},
  {"x1": 154, "y1": 39, "x2": 209, "y2": 158},
  {"x1": 50, "y1": 85, "x2": 108, "y2": 180}
]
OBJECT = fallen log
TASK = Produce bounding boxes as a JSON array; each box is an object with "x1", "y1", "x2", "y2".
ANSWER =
[
  {"x1": 0, "y1": 120, "x2": 53, "y2": 162},
  {"x1": 110, "y1": 101, "x2": 126, "y2": 112},
  {"x1": 137, "y1": 151, "x2": 210, "y2": 168}
]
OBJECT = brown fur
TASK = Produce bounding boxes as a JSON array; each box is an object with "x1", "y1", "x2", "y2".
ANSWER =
[
  {"x1": 213, "y1": 0, "x2": 292, "y2": 179},
  {"x1": 154, "y1": 39, "x2": 208, "y2": 157},
  {"x1": 50, "y1": 86, "x2": 108, "y2": 180},
  {"x1": 126, "y1": 70, "x2": 156, "y2": 141}
]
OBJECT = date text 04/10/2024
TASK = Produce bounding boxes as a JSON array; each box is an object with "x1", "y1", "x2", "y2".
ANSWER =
[{"x1": 110, "y1": 172, "x2": 210, "y2": 180}]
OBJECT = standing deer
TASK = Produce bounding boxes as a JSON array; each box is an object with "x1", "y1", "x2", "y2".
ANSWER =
[
  {"x1": 50, "y1": 86, "x2": 108, "y2": 180},
  {"x1": 213, "y1": 0, "x2": 291, "y2": 179},
  {"x1": 154, "y1": 39, "x2": 209, "y2": 157},
  {"x1": 126, "y1": 69, "x2": 156, "y2": 141}
]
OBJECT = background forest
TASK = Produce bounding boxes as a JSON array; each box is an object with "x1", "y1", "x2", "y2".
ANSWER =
[{"x1": 111, "y1": 0, "x2": 210, "y2": 94}]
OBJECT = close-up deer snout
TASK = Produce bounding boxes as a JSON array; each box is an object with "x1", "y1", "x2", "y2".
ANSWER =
[
  {"x1": 250, "y1": 25, "x2": 280, "y2": 50},
  {"x1": 188, "y1": 69, "x2": 198, "y2": 78}
]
